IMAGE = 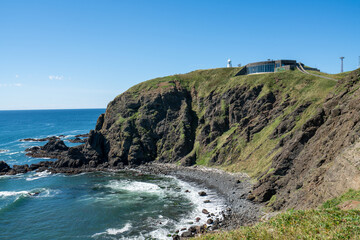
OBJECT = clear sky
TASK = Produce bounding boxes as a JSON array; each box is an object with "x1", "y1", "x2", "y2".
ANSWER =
[{"x1": 1, "y1": 0, "x2": 359, "y2": 110}]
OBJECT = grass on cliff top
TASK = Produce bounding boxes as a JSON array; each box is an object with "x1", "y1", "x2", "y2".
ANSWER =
[
  {"x1": 196, "y1": 189, "x2": 360, "y2": 240},
  {"x1": 127, "y1": 68, "x2": 337, "y2": 176},
  {"x1": 306, "y1": 70, "x2": 354, "y2": 80},
  {"x1": 128, "y1": 67, "x2": 337, "y2": 100},
  {"x1": 127, "y1": 67, "x2": 242, "y2": 97},
  {"x1": 124, "y1": 68, "x2": 340, "y2": 176}
]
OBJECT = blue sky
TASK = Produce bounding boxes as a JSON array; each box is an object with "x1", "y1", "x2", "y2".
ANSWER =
[{"x1": 0, "y1": 0, "x2": 359, "y2": 110}]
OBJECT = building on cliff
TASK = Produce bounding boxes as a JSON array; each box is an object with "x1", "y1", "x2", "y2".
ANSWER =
[{"x1": 236, "y1": 59, "x2": 320, "y2": 75}]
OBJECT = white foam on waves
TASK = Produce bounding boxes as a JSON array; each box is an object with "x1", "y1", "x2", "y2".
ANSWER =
[
  {"x1": 6, "y1": 151, "x2": 21, "y2": 155},
  {"x1": 147, "y1": 176, "x2": 226, "y2": 239},
  {"x1": 94, "y1": 177, "x2": 226, "y2": 239},
  {"x1": 106, "y1": 180, "x2": 162, "y2": 194},
  {"x1": 0, "y1": 191, "x2": 29, "y2": 198},
  {"x1": 25, "y1": 170, "x2": 52, "y2": 181},
  {"x1": 0, "y1": 188, "x2": 60, "y2": 199},
  {"x1": 92, "y1": 223, "x2": 132, "y2": 238}
]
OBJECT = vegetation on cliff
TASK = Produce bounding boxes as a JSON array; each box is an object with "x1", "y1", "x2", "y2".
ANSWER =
[
  {"x1": 83, "y1": 66, "x2": 360, "y2": 210},
  {"x1": 4, "y1": 66, "x2": 359, "y2": 239},
  {"x1": 46, "y1": 66, "x2": 359, "y2": 213}
]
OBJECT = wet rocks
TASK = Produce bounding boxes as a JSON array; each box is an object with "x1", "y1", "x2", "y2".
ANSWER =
[
  {"x1": 75, "y1": 133, "x2": 90, "y2": 138},
  {"x1": 180, "y1": 231, "x2": 194, "y2": 238},
  {"x1": 25, "y1": 139, "x2": 69, "y2": 159},
  {"x1": 12, "y1": 164, "x2": 30, "y2": 174},
  {"x1": 20, "y1": 136, "x2": 60, "y2": 142},
  {"x1": 173, "y1": 224, "x2": 208, "y2": 239},
  {"x1": 0, "y1": 160, "x2": 54, "y2": 175},
  {"x1": 68, "y1": 137, "x2": 87, "y2": 143},
  {"x1": 172, "y1": 235, "x2": 180, "y2": 240},
  {"x1": 198, "y1": 191, "x2": 207, "y2": 196},
  {"x1": 202, "y1": 209, "x2": 209, "y2": 214},
  {"x1": 0, "y1": 161, "x2": 11, "y2": 173}
]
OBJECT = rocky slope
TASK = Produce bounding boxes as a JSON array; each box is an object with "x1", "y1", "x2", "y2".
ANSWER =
[{"x1": 4, "y1": 67, "x2": 360, "y2": 211}]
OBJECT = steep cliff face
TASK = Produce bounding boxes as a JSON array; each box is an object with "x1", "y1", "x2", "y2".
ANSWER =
[
  {"x1": 99, "y1": 82, "x2": 197, "y2": 166},
  {"x1": 59, "y1": 67, "x2": 360, "y2": 210},
  {"x1": 251, "y1": 70, "x2": 360, "y2": 210}
]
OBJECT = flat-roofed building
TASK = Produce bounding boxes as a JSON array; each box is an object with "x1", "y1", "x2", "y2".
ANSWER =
[{"x1": 236, "y1": 59, "x2": 319, "y2": 75}]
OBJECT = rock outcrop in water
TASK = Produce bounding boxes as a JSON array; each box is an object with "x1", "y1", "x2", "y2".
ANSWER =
[{"x1": 3, "y1": 68, "x2": 360, "y2": 211}]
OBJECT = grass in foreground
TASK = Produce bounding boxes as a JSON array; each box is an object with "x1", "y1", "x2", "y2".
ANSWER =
[
  {"x1": 196, "y1": 209, "x2": 360, "y2": 240},
  {"x1": 197, "y1": 190, "x2": 360, "y2": 240}
]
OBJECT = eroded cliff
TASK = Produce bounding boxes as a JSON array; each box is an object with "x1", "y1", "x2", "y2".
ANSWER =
[{"x1": 9, "y1": 67, "x2": 360, "y2": 211}]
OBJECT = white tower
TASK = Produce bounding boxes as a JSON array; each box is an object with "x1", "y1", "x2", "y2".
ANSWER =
[{"x1": 227, "y1": 58, "x2": 232, "y2": 68}]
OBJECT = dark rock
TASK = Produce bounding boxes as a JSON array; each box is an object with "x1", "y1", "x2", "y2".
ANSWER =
[
  {"x1": 198, "y1": 191, "x2": 207, "y2": 196},
  {"x1": 68, "y1": 137, "x2": 87, "y2": 143},
  {"x1": 195, "y1": 217, "x2": 201, "y2": 222},
  {"x1": 203, "y1": 200, "x2": 211, "y2": 203},
  {"x1": 195, "y1": 225, "x2": 206, "y2": 234},
  {"x1": 181, "y1": 231, "x2": 193, "y2": 238},
  {"x1": 20, "y1": 136, "x2": 60, "y2": 142},
  {"x1": 43, "y1": 139, "x2": 69, "y2": 152},
  {"x1": 202, "y1": 209, "x2": 209, "y2": 214},
  {"x1": 207, "y1": 219, "x2": 213, "y2": 224},
  {"x1": 12, "y1": 164, "x2": 30, "y2": 174},
  {"x1": 0, "y1": 161, "x2": 11, "y2": 173},
  {"x1": 26, "y1": 139, "x2": 69, "y2": 159},
  {"x1": 75, "y1": 133, "x2": 90, "y2": 138},
  {"x1": 188, "y1": 226, "x2": 197, "y2": 233},
  {"x1": 95, "y1": 114, "x2": 105, "y2": 131}
]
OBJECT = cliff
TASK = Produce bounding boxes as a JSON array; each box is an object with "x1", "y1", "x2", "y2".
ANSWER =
[{"x1": 44, "y1": 67, "x2": 360, "y2": 210}]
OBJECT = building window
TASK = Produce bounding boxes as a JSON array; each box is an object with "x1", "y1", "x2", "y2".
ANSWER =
[{"x1": 247, "y1": 63, "x2": 275, "y2": 74}]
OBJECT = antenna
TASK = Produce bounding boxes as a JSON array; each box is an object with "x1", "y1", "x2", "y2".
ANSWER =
[{"x1": 340, "y1": 57, "x2": 344, "y2": 73}]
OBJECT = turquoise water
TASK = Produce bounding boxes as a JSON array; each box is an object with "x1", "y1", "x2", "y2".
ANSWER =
[{"x1": 0, "y1": 109, "x2": 224, "y2": 239}]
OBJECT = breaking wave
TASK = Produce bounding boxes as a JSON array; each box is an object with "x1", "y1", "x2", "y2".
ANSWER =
[{"x1": 92, "y1": 223, "x2": 132, "y2": 238}]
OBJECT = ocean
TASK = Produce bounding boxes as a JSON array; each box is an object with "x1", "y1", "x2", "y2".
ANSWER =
[{"x1": 0, "y1": 109, "x2": 224, "y2": 240}]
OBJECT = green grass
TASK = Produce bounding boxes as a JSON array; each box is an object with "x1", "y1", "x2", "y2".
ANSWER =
[
  {"x1": 126, "y1": 68, "x2": 337, "y2": 176},
  {"x1": 196, "y1": 190, "x2": 360, "y2": 240},
  {"x1": 322, "y1": 189, "x2": 360, "y2": 209},
  {"x1": 115, "y1": 115, "x2": 126, "y2": 125},
  {"x1": 112, "y1": 68, "x2": 343, "y2": 176},
  {"x1": 196, "y1": 209, "x2": 360, "y2": 240},
  {"x1": 307, "y1": 70, "x2": 354, "y2": 80}
]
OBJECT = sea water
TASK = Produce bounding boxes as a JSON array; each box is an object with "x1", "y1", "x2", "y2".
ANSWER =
[{"x1": 0, "y1": 109, "x2": 224, "y2": 239}]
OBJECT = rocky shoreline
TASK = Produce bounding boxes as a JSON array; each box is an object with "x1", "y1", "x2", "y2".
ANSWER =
[
  {"x1": 136, "y1": 163, "x2": 262, "y2": 238},
  {"x1": 0, "y1": 136, "x2": 262, "y2": 239}
]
